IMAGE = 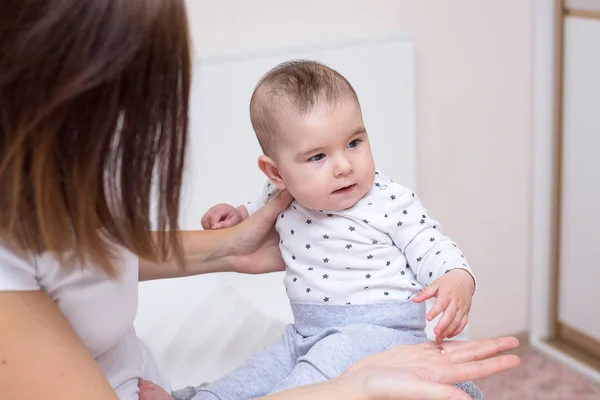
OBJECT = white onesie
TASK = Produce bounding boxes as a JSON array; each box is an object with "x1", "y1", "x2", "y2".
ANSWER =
[
  {"x1": 192, "y1": 170, "x2": 484, "y2": 400},
  {"x1": 245, "y1": 170, "x2": 475, "y2": 306}
]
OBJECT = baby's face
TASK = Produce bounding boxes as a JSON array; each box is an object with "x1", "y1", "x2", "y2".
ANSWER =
[{"x1": 274, "y1": 97, "x2": 376, "y2": 211}]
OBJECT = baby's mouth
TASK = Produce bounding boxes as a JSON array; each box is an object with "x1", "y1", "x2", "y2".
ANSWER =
[{"x1": 332, "y1": 184, "x2": 356, "y2": 195}]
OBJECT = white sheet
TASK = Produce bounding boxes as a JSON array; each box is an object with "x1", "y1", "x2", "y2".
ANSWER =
[{"x1": 136, "y1": 273, "x2": 289, "y2": 388}]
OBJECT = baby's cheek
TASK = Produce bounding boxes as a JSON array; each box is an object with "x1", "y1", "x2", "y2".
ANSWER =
[
  {"x1": 286, "y1": 174, "x2": 330, "y2": 209},
  {"x1": 294, "y1": 190, "x2": 325, "y2": 210}
]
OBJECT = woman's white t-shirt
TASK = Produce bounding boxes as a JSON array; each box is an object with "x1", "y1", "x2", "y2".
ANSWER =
[{"x1": 0, "y1": 243, "x2": 170, "y2": 399}]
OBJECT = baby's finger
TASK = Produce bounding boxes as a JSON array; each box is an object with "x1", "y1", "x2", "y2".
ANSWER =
[
  {"x1": 448, "y1": 315, "x2": 469, "y2": 339},
  {"x1": 439, "y1": 312, "x2": 463, "y2": 341},
  {"x1": 434, "y1": 302, "x2": 457, "y2": 339},
  {"x1": 209, "y1": 212, "x2": 229, "y2": 229},
  {"x1": 217, "y1": 214, "x2": 238, "y2": 229},
  {"x1": 427, "y1": 295, "x2": 450, "y2": 322},
  {"x1": 201, "y1": 210, "x2": 216, "y2": 229},
  {"x1": 413, "y1": 284, "x2": 438, "y2": 303}
]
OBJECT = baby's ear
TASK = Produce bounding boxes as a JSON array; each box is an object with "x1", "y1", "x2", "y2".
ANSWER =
[{"x1": 258, "y1": 155, "x2": 287, "y2": 190}]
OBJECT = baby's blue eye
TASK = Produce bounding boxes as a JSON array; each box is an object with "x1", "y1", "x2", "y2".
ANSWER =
[
  {"x1": 309, "y1": 153, "x2": 326, "y2": 162},
  {"x1": 348, "y1": 139, "x2": 361, "y2": 148}
]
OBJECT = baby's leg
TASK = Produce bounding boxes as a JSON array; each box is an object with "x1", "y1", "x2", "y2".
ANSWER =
[
  {"x1": 192, "y1": 324, "x2": 297, "y2": 400},
  {"x1": 266, "y1": 323, "x2": 485, "y2": 400},
  {"x1": 269, "y1": 323, "x2": 402, "y2": 394},
  {"x1": 453, "y1": 382, "x2": 486, "y2": 400},
  {"x1": 266, "y1": 301, "x2": 427, "y2": 394}
]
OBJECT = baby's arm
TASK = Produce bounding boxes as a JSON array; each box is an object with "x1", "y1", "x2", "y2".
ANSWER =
[
  {"x1": 384, "y1": 187, "x2": 475, "y2": 285},
  {"x1": 384, "y1": 186, "x2": 476, "y2": 341}
]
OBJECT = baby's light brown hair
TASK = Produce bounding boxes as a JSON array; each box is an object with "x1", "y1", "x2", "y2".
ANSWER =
[{"x1": 249, "y1": 60, "x2": 359, "y2": 159}]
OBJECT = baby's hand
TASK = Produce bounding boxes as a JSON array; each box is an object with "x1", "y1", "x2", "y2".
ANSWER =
[
  {"x1": 201, "y1": 203, "x2": 244, "y2": 230},
  {"x1": 412, "y1": 269, "x2": 475, "y2": 343}
]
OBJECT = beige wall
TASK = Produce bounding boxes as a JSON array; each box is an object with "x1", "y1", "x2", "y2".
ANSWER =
[{"x1": 185, "y1": 0, "x2": 532, "y2": 339}]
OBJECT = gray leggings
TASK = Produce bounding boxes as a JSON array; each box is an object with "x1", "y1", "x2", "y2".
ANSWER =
[{"x1": 177, "y1": 301, "x2": 484, "y2": 400}]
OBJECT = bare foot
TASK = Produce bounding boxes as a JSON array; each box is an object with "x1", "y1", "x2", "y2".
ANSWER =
[{"x1": 138, "y1": 380, "x2": 175, "y2": 400}]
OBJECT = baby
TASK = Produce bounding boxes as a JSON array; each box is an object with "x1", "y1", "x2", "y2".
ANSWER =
[{"x1": 141, "y1": 60, "x2": 484, "y2": 400}]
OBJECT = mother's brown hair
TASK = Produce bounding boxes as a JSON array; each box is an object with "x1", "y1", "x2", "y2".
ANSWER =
[{"x1": 0, "y1": 0, "x2": 191, "y2": 275}]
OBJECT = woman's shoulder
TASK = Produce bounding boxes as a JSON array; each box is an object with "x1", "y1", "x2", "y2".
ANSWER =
[
  {"x1": 0, "y1": 240, "x2": 138, "y2": 292},
  {"x1": 0, "y1": 241, "x2": 40, "y2": 291}
]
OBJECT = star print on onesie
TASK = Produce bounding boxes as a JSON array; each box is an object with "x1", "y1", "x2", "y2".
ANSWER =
[{"x1": 245, "y1": 170, "x2": 476, "y2": 306}]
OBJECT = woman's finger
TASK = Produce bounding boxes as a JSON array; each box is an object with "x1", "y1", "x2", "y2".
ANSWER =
[
  {"x1": 255, "y1": 190, "x2": 293, "y2": 224},
  {"x1": 444, "y1": 354, "x2": 521, "y2": 383},
  {"x1": 445, "y1": 336, "x2": 520, "y2": 364},
  {"x1": 426, "y1": 336, "x2": 519, "y2": 355}
]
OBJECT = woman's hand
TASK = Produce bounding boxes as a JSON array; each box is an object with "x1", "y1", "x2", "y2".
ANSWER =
[
  {"x1": 337, "y1": 336, "x2": 520, "y2": 400},
  {"x1": 139, "y1": 191, "x2": 292, "y2": 280},
  {"x1": 224, "y1": 190, "x2": 293, "y2": 274}
]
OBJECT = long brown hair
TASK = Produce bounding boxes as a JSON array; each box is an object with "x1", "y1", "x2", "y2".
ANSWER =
[{"x1": 0, "y1": 0, "x2": 191, "y2": 275}]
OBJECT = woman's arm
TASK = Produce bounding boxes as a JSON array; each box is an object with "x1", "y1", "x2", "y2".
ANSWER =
[
  {"x1": 256, "y1": 379, "x2": 470, "y2": 400},
  {"x1": 257, "y1": 380, "x2": 358, "y2": 400},
  {"x1": 139, "y1": 228, "x2": 237, "y2": 280},
  {"x1": 139, "y1": 191, "x2": 293, "y2": 281},
  {"x1": 0, "y1": 290, "x2": 119, "y2": 400}
]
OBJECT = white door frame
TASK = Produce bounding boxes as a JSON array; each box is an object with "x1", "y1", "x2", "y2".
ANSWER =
[{"x1": 530, "y1": 0, "x2": 600, "y2": 383}]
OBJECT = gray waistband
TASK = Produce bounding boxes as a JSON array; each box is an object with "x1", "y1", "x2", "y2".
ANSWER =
[{"x1": 291, "y1": 301, "x2": 426, "y2": 337}]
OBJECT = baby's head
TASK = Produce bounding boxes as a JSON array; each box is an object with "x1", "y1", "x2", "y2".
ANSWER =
[{"x1": 250, "y1": 60, "x2": 376, "y2": 211}]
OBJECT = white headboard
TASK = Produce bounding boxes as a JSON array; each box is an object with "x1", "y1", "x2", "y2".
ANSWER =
[{"x1": 135, "y1": 36, "x2": 417, "y2": 389}]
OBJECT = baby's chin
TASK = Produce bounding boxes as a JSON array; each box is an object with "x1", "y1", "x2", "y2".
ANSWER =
[{"x1": 294, "y1": 196, "x2": 362, "y2": 213}]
